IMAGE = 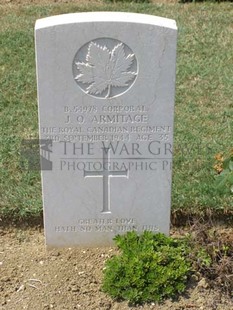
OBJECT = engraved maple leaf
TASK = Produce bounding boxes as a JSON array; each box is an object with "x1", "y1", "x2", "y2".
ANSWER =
[{"x1": 75, "y1": 42, "x2": 136, "y2": 98}]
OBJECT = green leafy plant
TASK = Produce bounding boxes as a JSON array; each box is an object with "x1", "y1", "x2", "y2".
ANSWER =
[
  {"x1": 102, "y1": 231, "x2": 191, "y2": 304},
  {"x1": 196, "y1": 248, "x2": 212, "y2": 268},
  {"x1": 214, "y1": 149, "x2": 233, "y2": 194}
]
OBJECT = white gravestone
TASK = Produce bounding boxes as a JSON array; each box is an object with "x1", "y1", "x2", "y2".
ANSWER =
[{"x1": 35, "y1": 12, "x2": 177, "y2": 247}]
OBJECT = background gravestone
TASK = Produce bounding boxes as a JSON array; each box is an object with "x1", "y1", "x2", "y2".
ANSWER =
[{"x1": 35, "y1": 12, "x2": 177, "y2": 247}]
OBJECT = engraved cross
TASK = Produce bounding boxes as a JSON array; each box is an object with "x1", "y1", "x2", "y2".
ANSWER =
[{"x1": 84, "y1": 148, "x2": 128, "y2": 214}]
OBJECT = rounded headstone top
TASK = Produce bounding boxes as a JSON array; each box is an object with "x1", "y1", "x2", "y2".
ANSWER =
[{"x1": 35, "y1": 12, "x2": 177, "y2": 31}]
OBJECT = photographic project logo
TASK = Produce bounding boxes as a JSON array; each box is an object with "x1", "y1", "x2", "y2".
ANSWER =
[{"x1": 20, "y1": 139, "x2": 53, "y2": 171}]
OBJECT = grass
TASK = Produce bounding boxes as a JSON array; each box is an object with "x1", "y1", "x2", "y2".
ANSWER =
[{"x1": 0, "y1": 2, "x2": 232, "y2": 223}]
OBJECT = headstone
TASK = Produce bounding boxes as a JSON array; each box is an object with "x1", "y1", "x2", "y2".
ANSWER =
[{"x1": 35, "y1": 12, "x2": 177, "y2": 247}]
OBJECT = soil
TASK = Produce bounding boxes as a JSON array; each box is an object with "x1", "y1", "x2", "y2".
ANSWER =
[{"x1": 1, "y1": 226, "x2": 232, "y2": 310}]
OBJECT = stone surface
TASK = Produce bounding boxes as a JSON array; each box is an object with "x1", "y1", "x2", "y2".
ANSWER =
[{"x1": 35, "y1": 12, "x2": 177, "y2": 247}]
